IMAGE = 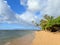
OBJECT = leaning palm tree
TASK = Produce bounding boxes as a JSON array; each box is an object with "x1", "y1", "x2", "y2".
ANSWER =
[
  {"x1": 40, "y1": 14, "x2": 54, "y2": 30},
  {"x1": 40, "y1": 19, "x2": 47, "y2": 30},
  {"x1": 32, "y1": 14, "x2": 54, "y2": 31},
  {"x1": 32, "y1": 14, "x2": 60, "y2": 32}
]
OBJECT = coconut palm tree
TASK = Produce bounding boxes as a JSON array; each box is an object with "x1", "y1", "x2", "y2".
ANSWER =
[{"x1": 40, "y1": 14, "x2": 54, "y2": 30}]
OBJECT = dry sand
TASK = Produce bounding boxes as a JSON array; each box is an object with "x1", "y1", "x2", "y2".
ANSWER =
[
  {"x1": 5, "y1": 33, "x2": 34, "y2": 45},
  {"x1": 32, "y1": 31, "x2": 60, "y2": 45}
]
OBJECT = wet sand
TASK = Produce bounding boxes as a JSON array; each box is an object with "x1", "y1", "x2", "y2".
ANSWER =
[
  {"x1": 5, "y1": 30, "x2": 60, "y2": 45},
  {"x1": 32, "y1": 31, "x2": 60, "y2": 45},
  {"x1": 5, "y1": 32, "x2": 35, "y2": 45}
]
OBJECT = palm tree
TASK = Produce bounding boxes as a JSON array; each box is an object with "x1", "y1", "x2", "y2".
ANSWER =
[
  {"x1": 40, "y1": 14, "x2": 54, "y2": 30},
  {"x1": 32, "y1": 21, "x2": 39, "y2": 26},
  {"x1": 40, "y1": 19, "x2": 47, "y2": 30},
  {"x1": 32, "y1": 14, "x2": 54, "y2": 31}
]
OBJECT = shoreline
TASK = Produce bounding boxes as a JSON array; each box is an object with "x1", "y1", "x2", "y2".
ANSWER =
[{"x1": 4, "y1": 32, "x2": 35, "y2": 45}]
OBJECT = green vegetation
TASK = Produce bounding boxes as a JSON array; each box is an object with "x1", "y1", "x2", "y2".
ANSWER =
[{"x1": 33, "y1": 15, "x2": 60, "y2": 32}]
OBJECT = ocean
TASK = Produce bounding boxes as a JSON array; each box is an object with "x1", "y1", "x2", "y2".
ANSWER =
[{"x1": 0, "y1": 30, "x2": 33, "y2": 45}]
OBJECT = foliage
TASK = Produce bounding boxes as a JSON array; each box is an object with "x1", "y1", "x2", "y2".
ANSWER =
[
  {"x1": 32, "y1": 14, "x2": 60, "y2": 32},
  {"x1": 40, "y1": 15, "x2": 54, "y2": 30},
  {"x1": 40, "y1": 15, "x2": 60, "y2": 32}
]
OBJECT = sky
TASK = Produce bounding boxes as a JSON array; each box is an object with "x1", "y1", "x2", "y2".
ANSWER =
[{"x1": 0, "y1": 0, "x2": 60, "y2": 30}]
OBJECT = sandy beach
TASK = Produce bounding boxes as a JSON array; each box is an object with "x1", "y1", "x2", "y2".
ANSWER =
[
  {"x1": 32, "y1": 31, "x2": 60, "y2": 45},
  {"x1": 5, "y1": 32, "x2": 34, "y2": 45},
  {"x1": 4, "y1": 30, "x2": 60, "y2": 45}
]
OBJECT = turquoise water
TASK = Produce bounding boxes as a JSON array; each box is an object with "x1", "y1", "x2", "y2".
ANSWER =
[{"x1": 0, "y1": 30, "x2": 33, "y2": 45}]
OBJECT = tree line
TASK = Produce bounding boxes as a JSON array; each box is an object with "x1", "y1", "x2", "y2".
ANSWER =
[{"x1": 32, "y1": 15, "x2": 60, "y2": 32}]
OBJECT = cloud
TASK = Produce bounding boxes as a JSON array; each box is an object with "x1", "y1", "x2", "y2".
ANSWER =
[
  {"x1": 0, "y1": 0, "x2": 40, "y2": 25},
  {"x1": 1, "y1": 0, "x2": 58, "y2": 25},
  {"x1": 0, "y1": 0, "x2": 17, "y2": 23},
  {"x1": 21, "y1": 0, "x2": 60, "y2": 18},
  {"x1": 36, "y1": 0, "x2": 60, "y2": 17},
  {"x1": 2, "y1": 0, "x2": 60, "y2": 26},
  {"x1": 27, "y1": 0, "x2": 40, "y2": 11},
  {"x1": 20, "y1": 0, "x2": 41, "y2": 22},
  {"x1": 21, "y1": 0, "x2": 41, "y2": 13},
  {"x1": 20, "y1": 0, "x2": 27, "y2": 6},
  {"x1": 43, "y1": 0, "x2": 60, "y2": 17},
  {"x1": 16, "y1": 11, "x2": 39, "y2": 25},
  {"x1": 0, "y1": 0, "x2": 25, "y2": 24}
]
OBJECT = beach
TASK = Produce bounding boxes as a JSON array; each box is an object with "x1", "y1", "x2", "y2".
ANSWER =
[
  {"x1": 4, "y1": 30, "x2": 60, "y2": 45},
  {"x1": 32, "y1": 31, "x2": 60, "y2": 45},
  {"x1": 0, "y1": 30, "x2": 34, "y2": 45},
  {"x1": 4, "y1": 32, "x2": 35, "y2": 45}
]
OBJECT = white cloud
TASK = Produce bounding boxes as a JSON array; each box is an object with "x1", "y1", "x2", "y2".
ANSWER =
[
  {"x1": 0, "y1": 0, "x2": 17, "y2": 23},
  {"x1": 27, "y1": 0, "x2": 40, "y2": 11},
  {"x1": 20, "y1": 12, "x2": 35, "y2": 23},
  {"x1": 0, "y1": 0, "x2": 20, "y2": 23},
  {"x1": 20, "y1": 0, "x2": 47, "y2": 13},
  {"x1": 0, "y1": 0, "x2": 39, "y2": 25},
  {"x1": 16, "y1": 11, "x2": 39, "y2": 25},
  {"x1": 20, "y1": 0, "x2": 42, "y2": 24},
  {"x1": 21, "y1": 0, "x2": 60, "y2": 18},
  {"x1": 44, "y1": 0, "x2": 60, "y2": 17},
  {"x1": 2, "y1": 0, "x2": 60, "y2": 26},
  {"x1": 21, "y1": 0, "x2": 41, "y2": 12}
]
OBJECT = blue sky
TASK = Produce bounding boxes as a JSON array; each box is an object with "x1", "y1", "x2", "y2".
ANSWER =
[
  {"x1": 0, "y1": 0, "x2": 41, "y2": 30},
  {"x1": 6, "y1": 0, "x2": 27, "y2": 14},
  {"x1": 0, "y1": 0, "x2": 60, "y2": 30}
]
